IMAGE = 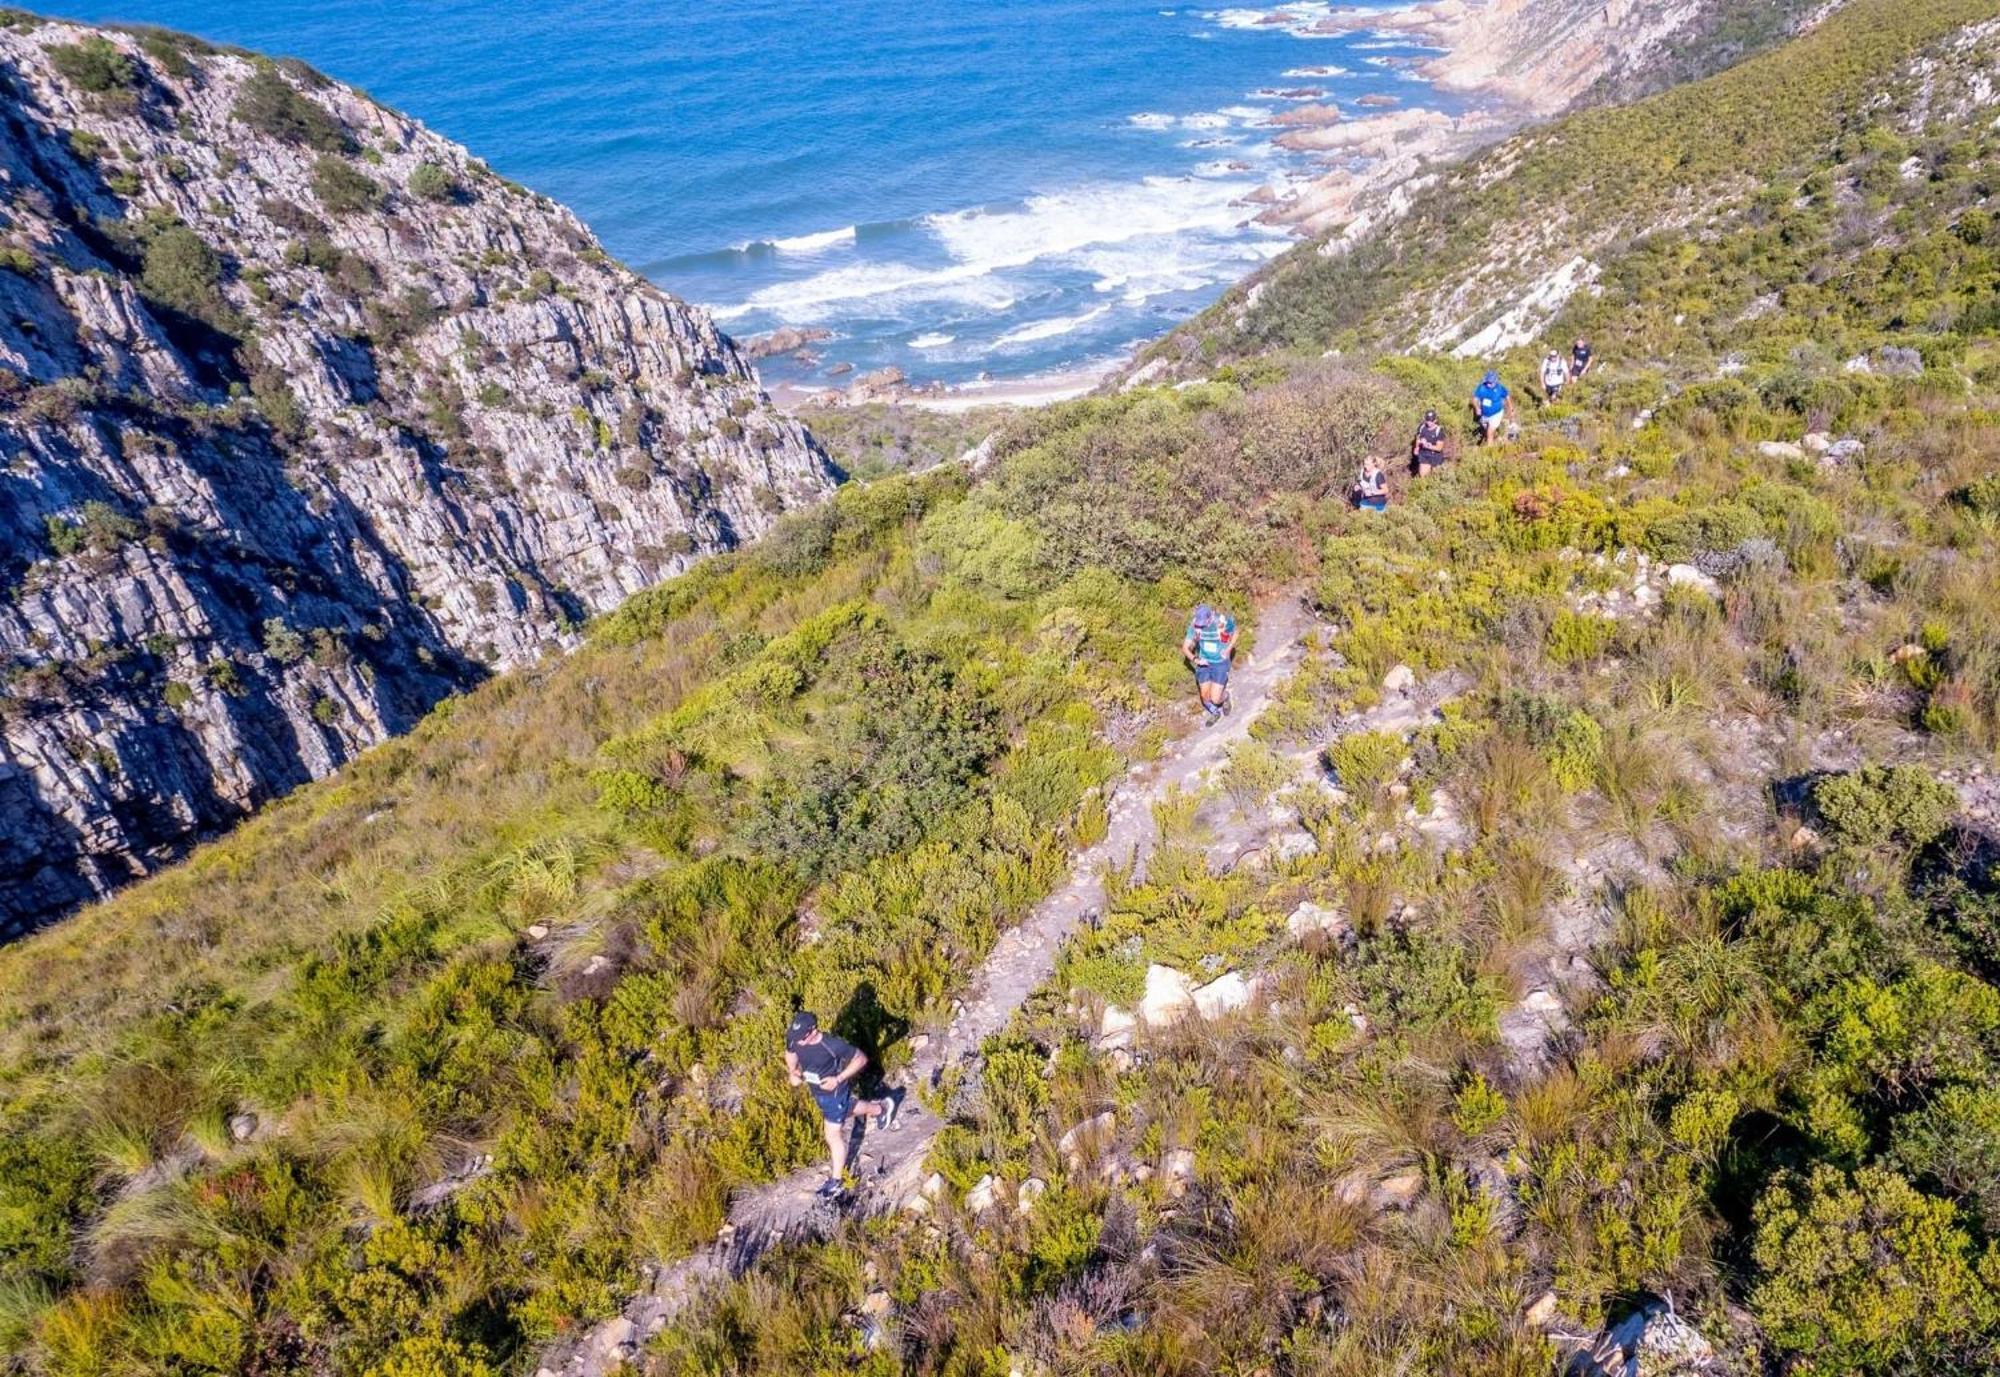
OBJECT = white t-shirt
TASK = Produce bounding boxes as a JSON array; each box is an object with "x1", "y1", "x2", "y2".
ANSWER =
[{"x1": 1541, "y1": 357, "x2": 1568, "y2": 388}]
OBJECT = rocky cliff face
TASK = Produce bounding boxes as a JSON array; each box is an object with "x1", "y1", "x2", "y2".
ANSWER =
[
  {"x1": 1420, "y1": 0, "x2": 1839, "y2": 114},
  {"x1": 0, "y1": 17, "x2": 838, "y2": 934}
]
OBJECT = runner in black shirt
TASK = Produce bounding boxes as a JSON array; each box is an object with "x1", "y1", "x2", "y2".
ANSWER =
[
  {"x1": 1411, "y1": 409, "x2": 1449, "y2": 476},
  {"x1": 786, "y1": 1010, "x2": 901, "y2": 1195}
]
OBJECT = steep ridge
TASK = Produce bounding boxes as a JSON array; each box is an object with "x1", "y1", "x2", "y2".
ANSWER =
[{"x1": 0, "y1": 17, "x2": 836, "y2": 933}]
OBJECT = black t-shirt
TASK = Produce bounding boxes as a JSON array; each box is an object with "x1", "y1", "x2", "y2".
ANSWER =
[
  {"x1": 1414, "y1": 419, "x2": 1446, "y2": 454},
  {"x1": 1571, "y1": 344, "x2": 1593, "y2": 373},
  {"x1": 794, "y1": 1033, "x2": 857, "y2": 1091}
]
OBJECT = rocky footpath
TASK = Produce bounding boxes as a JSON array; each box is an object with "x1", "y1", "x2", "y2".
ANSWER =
[{"x1": 0, "y1": 18, "x2": 838, "y2": 933}]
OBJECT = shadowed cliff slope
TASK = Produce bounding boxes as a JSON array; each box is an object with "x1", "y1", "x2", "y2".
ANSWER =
[{"x1": 0, "y1": 16, "x2": 837, "y2": 932}]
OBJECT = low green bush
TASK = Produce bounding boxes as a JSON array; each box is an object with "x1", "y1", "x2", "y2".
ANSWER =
[
  {"x1": 231, "y1": 67, "x2": 353, "y2": 152},
  {"x1": 311, "y1": 155, "x2": 384, "y2": 215},
  {"x1": 47, "y1": 35, "x2": 137, "y2": 93},
  {"x1": 1813, "y1": 764, "x2": 1959, "y2": 852}
]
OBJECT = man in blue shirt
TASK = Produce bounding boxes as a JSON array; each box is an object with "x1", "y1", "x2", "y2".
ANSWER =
[{"x1": 1471, "y1": 370, "x2": 1512, "y2": 445}]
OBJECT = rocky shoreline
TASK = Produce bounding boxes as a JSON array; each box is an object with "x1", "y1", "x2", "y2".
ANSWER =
[
  {"x1": 741, "y1": 2, "x2": 1573, "y2": 408},
  {"x1": 748, "y1": 0, "x2": 1825, "y2": 409}
]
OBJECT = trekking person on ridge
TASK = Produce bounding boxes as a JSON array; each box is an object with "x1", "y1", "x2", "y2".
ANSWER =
[
  {"x1": 785, "y1": 1010, "x2": 900, "y2": 1197},
  {"x1": 1569, "y1": 336, "x2": 1594, "y2": 381},
  {"x1": 1471, "y1": 370, "x2": 1512, "y2": 445},
  {"x1": 1411, "y1": 408, "x2": 1449, "y2": 476},
  {"x1": 1353, "y1": 455, "x2": 1389, "y2": 511},
  {"x1": 1540, "y1": 349, "x2": 1569, "y2": 405},
  {"x1": 1182, "y1": 603, "x2": 1237, "y2": 726}
]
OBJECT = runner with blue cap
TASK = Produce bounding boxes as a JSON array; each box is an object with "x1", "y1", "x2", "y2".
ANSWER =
[
  {"x1": 1181, "y1": 603, "x2": 1238, "y2": 726},
  {"x1": 1471, "y1": 369, "x2": 1512, "y2": 445}
]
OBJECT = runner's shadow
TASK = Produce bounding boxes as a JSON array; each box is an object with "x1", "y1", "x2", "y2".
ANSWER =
[{"x1": 832, "y1": 981, "x2": 906, "y2": 1098}]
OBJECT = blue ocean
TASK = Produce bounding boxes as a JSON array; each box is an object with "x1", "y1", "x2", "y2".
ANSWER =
[{"x1": 61, "y1": 0, "x2": 1451, "y2": 391}]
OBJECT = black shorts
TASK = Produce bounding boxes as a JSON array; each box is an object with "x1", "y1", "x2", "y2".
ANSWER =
[{"x1": 1415, "y1": 448, "x2": 1447, "y2": 467}]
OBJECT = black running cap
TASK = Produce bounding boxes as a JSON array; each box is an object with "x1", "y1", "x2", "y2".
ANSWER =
[{"x1": 786, "y1": 1011, "x2": 818, "y2": 1046}]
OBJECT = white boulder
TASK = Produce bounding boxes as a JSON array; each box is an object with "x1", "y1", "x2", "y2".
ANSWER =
[
  {"x1": 1286, "y1": 900, "x2": 1347, "y2": 941},
  {"x1": 1138, "y1": 964, "x2": 1194, "y2": 1027},
  {"x1": 1058, "y1": 1111, "x2": 1117, "y2": 1170},
  {"x1": 1098, "y1": 1004, "x2": 1136, "y2": 1049},
  {"x1": 1016, "y1": 1177, "x2": 1048, "y2": 1215},
  {"x1": 1192, "y1": 970, "x2": 1257, "y2": 1020},
  {"x1": 1663, "y1": 563, "x2": 1721, "y2": 598}
]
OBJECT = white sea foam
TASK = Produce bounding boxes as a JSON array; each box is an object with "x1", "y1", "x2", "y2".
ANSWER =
[
  {"x1": 767, "y1": 225, "x2": 858, "y2": 253},
  {"x1": 709, "y1": 260, "x2": 1019, "y2": 321},
  {"x1": 1219, "y1": 105, "x2": 1274, "y2": 120},
  {"x1": 992, "y1": 306, "x2": 1111, "y2": 348},
  {"x1": 1128, "y1": 112, "x2": 1178, "y2": 128},
  {"x1": 715, "y1": 172, "x2": 1267, "y2": 324},
  {"x1": 1202, "y1": 2, "x2": 1352, "y2": 38},
  {"x1": 924, "y1": 175, "x2": 1263, "y2": 275},
  {"x1": 1193, "y1": 159, "x2": 1247, "y2": 178},
  {"x1": 1204, "y1": 2, "x2": 1335, "y2": 32},
  {"x1": 1284, "y1": 64, "x2": 1352, "y2": 77},
  {"x1": 1182, "y1": 135, "x2": 1245, "y2": 149},
  {"x1": 711, "y1": 165, "x2": 1292, "y2": 343},
  {"x1": 1076, "y1": 231, "x2": 1287, "y2": 308}
]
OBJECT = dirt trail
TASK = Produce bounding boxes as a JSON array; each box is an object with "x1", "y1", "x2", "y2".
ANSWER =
[{"x1": 543, "y1": 592, "x2": 1316, "y2": 1375}]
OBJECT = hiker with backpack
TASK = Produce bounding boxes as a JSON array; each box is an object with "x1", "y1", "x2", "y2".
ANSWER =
[
  {"x1": 1411, "y1": 408, "x2": 1449, "y2": 476},
  {"x1": 1182, "y1": 603, "x2": 1237, "y2": 726},
  {"x1": 786, "y1": 1010, "x2": 900, "y2": 1197},
  {"x1": 1540, "y1": 349, "x2": 1570, "y2": 405},
  {"x1": 1471, "y1": 370, "x2": 1513, "y2": 444}
]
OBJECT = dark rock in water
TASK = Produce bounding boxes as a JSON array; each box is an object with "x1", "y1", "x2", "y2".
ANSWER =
[
  {"x1": 825, "y1": 361, "x2": 856, "y2": 377},
  {"x1": 0, "y1": 20, "x2": 839, "y2": 934},
  {"x1": 852, "y1": 366, "x2": 906, "y2": 394},
  {"x1": 740, "y1": 325, "x2": 834, "y2": 359}
]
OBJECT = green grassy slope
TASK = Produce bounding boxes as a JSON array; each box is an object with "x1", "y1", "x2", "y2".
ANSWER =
[
  {"x1": 3, "y1": 2, "x2": 2000, "y2": 1375},
  {"x1": 0, "y1": 368, "x2": 1397, "y2": 1373}
]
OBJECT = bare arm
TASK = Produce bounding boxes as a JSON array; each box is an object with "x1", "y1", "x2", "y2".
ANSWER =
[
  {"x1": 835, "y1": 1048, "x2": 868, "y2": 1086},
  {"x1": 1182, "y1": 634, "x2": 1197, "y2": 662},
  {"x1": 785, "y1": 1049, "x2": 802, "y2": 1086}
]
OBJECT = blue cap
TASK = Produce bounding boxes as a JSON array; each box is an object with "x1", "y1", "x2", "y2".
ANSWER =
[
  {"x1": 1483, "y1": 370, "x2": 1499, "y2": 385},
  {"x1": 786, "y1": 1011, "x2": 818, "y2": 1047},
  {"x1": 1192, "y1": 603, "x2": 1215, "y2": 627}
]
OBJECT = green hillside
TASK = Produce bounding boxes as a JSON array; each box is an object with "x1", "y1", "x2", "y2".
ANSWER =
[{"x1": 4, "y1": 0, "x2": 2000, "y2": 1373}]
